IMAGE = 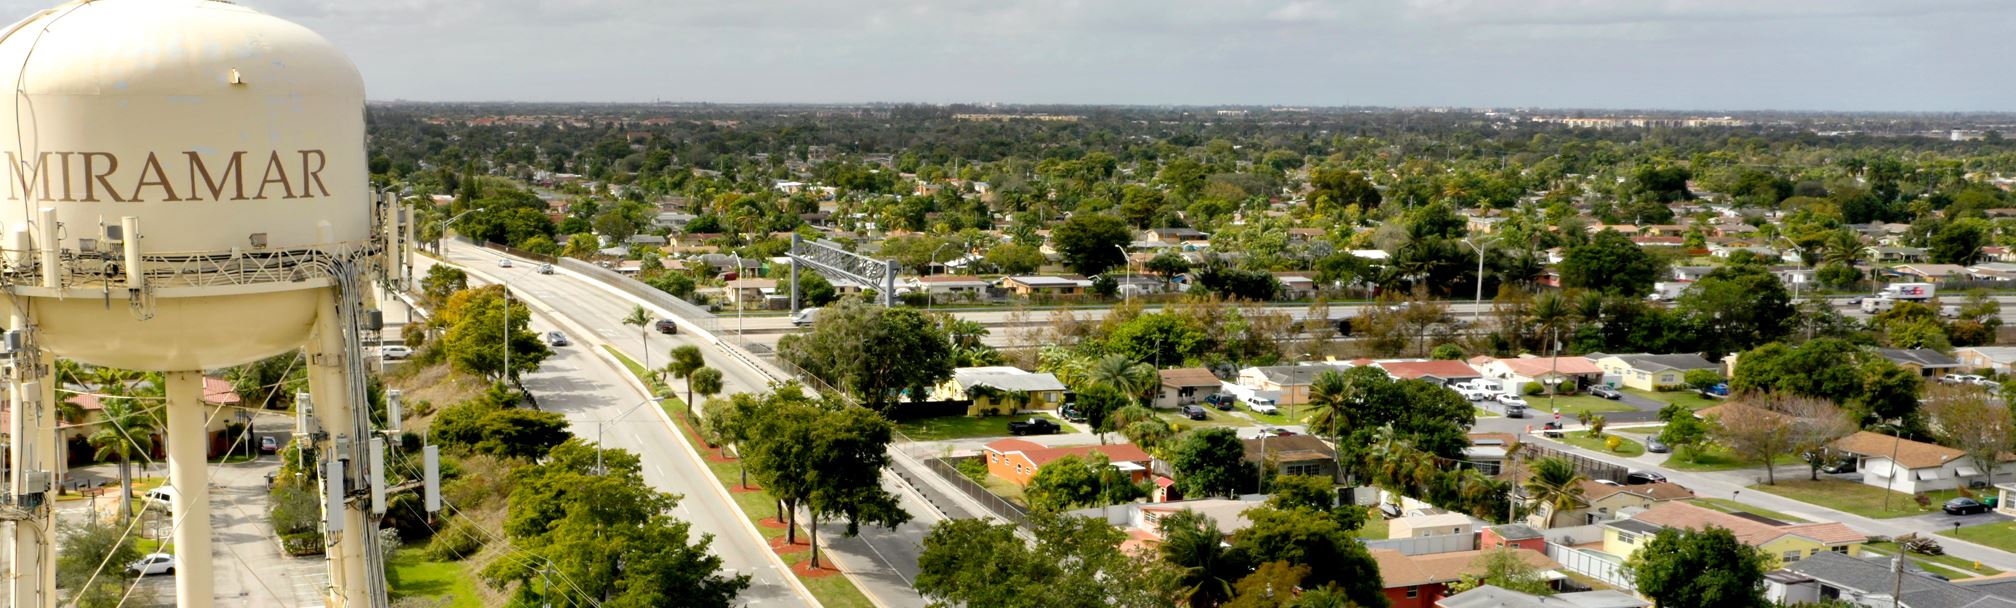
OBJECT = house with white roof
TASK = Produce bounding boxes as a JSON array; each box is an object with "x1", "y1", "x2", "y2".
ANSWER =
[{"x1": 928, "y1": 366, "x2": 1069, "y2": 415}]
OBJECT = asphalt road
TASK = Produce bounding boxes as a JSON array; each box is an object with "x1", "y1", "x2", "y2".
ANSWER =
[
  {"x1": 435, "y1": 241, "x2": 938, "y2": 608},
  {"x1": 423, "y1": 249, "x2": 817, "y2": 607}
]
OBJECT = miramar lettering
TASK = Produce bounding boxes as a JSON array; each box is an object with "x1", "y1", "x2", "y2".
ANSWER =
[{"x1": 3, "y1": 150, "x2": 331, "y2": 202}]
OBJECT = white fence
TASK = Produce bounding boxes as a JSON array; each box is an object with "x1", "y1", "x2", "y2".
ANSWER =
[
  {"x1": 1365, "y1": 533, "x2": 1477, "y2": 556},
  {"x1": 1545, "y1": 541, "x2": 1635, "y2": 591}
]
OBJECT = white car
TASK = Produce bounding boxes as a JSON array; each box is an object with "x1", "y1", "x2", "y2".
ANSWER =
[
  {"x1": 1495, "y1": 394, "x2": 1528, "y2": 407},
  {"x1": 1243, "y1": 395, "x2": 1280, "y2": 415},
  {"x1": 1456, "y1": 388, "x2": 1492, "y2": 401},
  {"x1": 1943, "y1": 374, "x2": 1986, "y2": 385},
  {"x1": 497, "y1": 258, "x2": 513, "y2": 268},
  {"x1": 380, "y1": 345, "x2": 413, "y2": 360},
  {"x1": 127, "y1": 553, "x2": 174, "y2": 576}
]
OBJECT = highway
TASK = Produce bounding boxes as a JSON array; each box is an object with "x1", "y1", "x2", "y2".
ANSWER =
[{"x1": 429, "y1": 241, "x2": 937, "y2": 608}]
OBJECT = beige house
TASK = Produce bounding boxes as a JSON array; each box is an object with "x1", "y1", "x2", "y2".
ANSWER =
[
  {"x1": 1235, "y1": 364, "x2": 1343, "y2": 406},
  {"x1": 1154, "y1": 367, "x2": 1222, "y2": 408},
  {"x1": 997, "y1": 276, "x2": 1090, "y2": 297},
  {"x1": 1591, "y1": 353, "x2": 1718, "y2": 391},
  {"x1": 928, "y1": 366, "x2": 1069, "y2": 415}
]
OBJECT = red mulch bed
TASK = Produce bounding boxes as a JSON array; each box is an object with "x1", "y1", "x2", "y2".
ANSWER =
[
  {"x1": 757, "y1": 517, "x2": 790, "y2": 530},
  {"x1": 729, "y1": 484, "x2": 764, "y2": 494},
  {"x1": 769, "y1": 534, "x2": 810, "y2": 554},
  {"x1": 791, "y1": 560, "x2": 842, "y2": 578}
]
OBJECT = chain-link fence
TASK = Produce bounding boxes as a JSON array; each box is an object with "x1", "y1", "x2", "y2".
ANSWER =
[{"x1": 925, "y1": 456, "x2": 1030, "y2": 527}]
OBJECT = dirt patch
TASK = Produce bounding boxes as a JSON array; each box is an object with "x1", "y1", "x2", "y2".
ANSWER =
[
  {"x1": 757, "y1": 517, "x2": 790, "y2": 530},
  {"x1": 730, "y1": 484, "x2": 764, "y2": 494},
  {"x1": 388, "y1": 361, "x2": 487, "y2": 433},
  {"x1": 791, "y1": 560, "x2": 842, "y2": 578}
]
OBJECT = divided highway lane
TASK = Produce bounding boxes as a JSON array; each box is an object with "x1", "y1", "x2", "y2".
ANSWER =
[
  {"x1": 433, "y1": 242, "x2": 936, "y2": 608},
  {"x1": 419, "y1": 252, "x2": 816, "y2": 607}
]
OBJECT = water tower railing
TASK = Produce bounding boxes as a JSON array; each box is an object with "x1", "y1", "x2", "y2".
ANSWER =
[{"x1": 0, "y1": 242, "x2": 379, "y2": 291}]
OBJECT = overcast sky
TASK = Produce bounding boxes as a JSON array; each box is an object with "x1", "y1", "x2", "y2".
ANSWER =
[{"x1": 26, "y1": 0, "x2": 2016, "y2": 111}]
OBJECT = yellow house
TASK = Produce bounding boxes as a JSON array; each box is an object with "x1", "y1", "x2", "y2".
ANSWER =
[
  {"x1": 927, "y1": 366, "x2": 1069, "y2": 416},
  {"x1": 1591, "y1": 353, "x2": 1719, "y2": 391},
  {"x1": 1526, "y1": 480, "x2": 1693, "y2": 529},
  {"x1": 1602, "y1": 502, "x2": 1864, "y2": 566}
]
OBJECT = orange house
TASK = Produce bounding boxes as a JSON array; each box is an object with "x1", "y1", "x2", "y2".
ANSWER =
[
  {"x1": 983, "y1": 438, "x2": 1153, "y2": 487},
  {"x1": 1371, "y1": 548, "x2": 1559, "y2": 608}
]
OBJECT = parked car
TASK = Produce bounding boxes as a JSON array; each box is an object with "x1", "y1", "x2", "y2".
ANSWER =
[
  {"x1": 1588, "y1": 386, "x2": 1622, "y2": 400},
  {"x1": 1496, "y1": 394, "x2": 1528, "y2": 407},
  {"x1": 1943, "y1": 374, "x2": 1987, "y2": 385},
  {"x1": 545, "y1": 331, "x2": 570, "y2": 346},
  {"x1": 1205, "y1": 394, "x2": 1236, "y2": 410},
  {"x1": 259, "y1": 436, "x2": 279, "y2": 453},
  {"x1": 1059, "y1": 403, "x2": 1086, "y2": 423},
  {"x1": 143, "y1": 487, "x2": 179, "y2": 514},
  {"x1": 1457, "y1": 388, "x2": 1492, "y2": 401},
  {"x1": 379, "y1": 345, "x2": 412, "y2": 360},
  {"x1": 1944, "y1": 497, "x2": 1992, "y2": 515},
  {"x1": 654, "y1": 319, "x2": 678, "y2": 334},
  {"x1": 1705, "y1": 383, "x2": 1730, "y2": 397},
  {"x1": 1821, "y1": 458, "x2": 1858, "y2": 474},
  {"x1": 1645, "y1": 438, "x2": 1669, "y2": 453},
  {"x1": 1257, "y1": 427, "x2": 1295, "y2": 437},
  {"x1": 1007, "y1": 418, "x2": 1060, "y2": 436},
  {"x1": 1180, "y1": 405, "x2": 1208, "y2": 421},
  {"x1": 127, "y1": 553, "x2": 175, "y2": 576},
  {"x1": 1243, "y1": 395, "x2": 1280, "y2": 415},
  {"x1": 1626, "y1": 471, "x2": 1668, "y2": 485},
  {"x1": 537, "y1": 263, "x2": 555, "y2": 275},
  {"x1": 1593, "y1": 479, "x2": 1623, "y2": 487},
  {"x1": 497, "y1": 259, "x2": 512, "y2": 268}
]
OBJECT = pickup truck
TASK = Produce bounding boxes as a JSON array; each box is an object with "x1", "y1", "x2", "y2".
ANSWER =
[{"x1": 1007, "y1": 418, "x2": 1060, "y2": 436}]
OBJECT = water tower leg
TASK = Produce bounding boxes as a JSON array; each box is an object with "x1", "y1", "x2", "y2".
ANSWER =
[
  {"x1": 6, "y1": 335, "x2": 58, "y2": 608},
  {"x1": 306, "y1": 290, "x2": 371, "y2": 607},
  {"x1": 164, "y1": 372, "x2": 214, "y2": 607}
]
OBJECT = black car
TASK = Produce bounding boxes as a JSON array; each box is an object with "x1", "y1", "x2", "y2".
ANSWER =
[
  {"x1": 1588, "y1": 386, "x2": 1622, "y2": 400},
  {"x1": 1945, "y1": 497, "x2": 1991, "y2": 515},
  {"x1": 654, "y1": 319, "x2": 679, "y2": 334},
  {"x1": 1626, "y1": 471, "x2": 1668, "y2": 485},
  {"x1": 1180, "y1": 405, "x2": 1208, "y2": 421},
  {"x1": 1007, "y1": 418, "x2": 1060, "y2": 436}
]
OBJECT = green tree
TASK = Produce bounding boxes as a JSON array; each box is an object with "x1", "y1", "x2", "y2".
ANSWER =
[
  {"x1": 1444, "y1": 547, "x2": 1553, "y2": 596},
  {"x1": 1231, "y1": 506, "x2": 1387, "y2": 607},
  {"x1": 1684, "y1": 369, "x2": 1725, "y2": 395},
  {"x1": 1052, "y1": 213, "x2": 1133, "y2": 276},
  {"x1": 984, "y1": 242, "x2": 1047, "y2": 275},
  {"x1": 562, "y1": 232, "x2": 599, "y2": 258},
  {"x1": 1025, "y1": 453, "x2": 1146, "y2": 512},
  {"x1": 487, "y1": 439, "x2": 749, "y2": 607},
  {"x1": 1171, "y1": 428, "x2": 1252, "y2": 499},
  {"x1": 1676, "y1": 260, "x2": 1795, "y2": 354},
  {"x1": 1078, "y1": 353, "x2": 1159, "y2": 404},
  {"x1": 689, "y1": 367, "x2": 725, "y2": 410},
  {"x1": 87, "y1": 398, "x2": 159, "y2": 523},
  {"x1": 1145, "y1": 253, "x2": 1193, "y2": 288},
  {"x1": 1931, "y1": 218, "x2": 1988, "y2": 265},
  {"x1": 431, "y1": 385, "x2": 572, "y2": 460},
  {"x1": 1559, "y1": 229, "x2": 1660, "y2": 297},
  {"x1": 1159, "y1": 509, "x2": 1250, "y2": 608},
  {"x1": 795, "y1": 271, "x2": 839, "y2": 307},
  {"x1": 420, "y1": 264, "x2": 468, "y2": 307},
  {"x1": 441, "y1": 286, "x2": 551, "y2": 384},
  {"x1": 1105, "y1": 313, "x2": 1207, "y2": 368},
  {"x1": 1308, "y1": 167, "x2": 1382, "y2": 212},
  {"x1": 917, "y1": 514, "x2": 1178, "y2": 608},
  {"x1": 665, "y1": 345, "x2": 706, "y2": 415},
  {"x1": 1624, "y1": 527, "x2": 1771, "y2": 608},
  {"x1": 56, "y1": 521, "x2": 140, "y2": 608},
  {"x1": 804, "y1": 407, "x2": 912, "y2": 568},
  {"x1": 777, "y1": 298, "x2": 956, "y2": 411},
  {"x1": 1073, "y1": 385, "x2": 1132, "y2": 444},
  {"x1": 1522, "y1": 458, "x2": 1587, "y2": 529}
]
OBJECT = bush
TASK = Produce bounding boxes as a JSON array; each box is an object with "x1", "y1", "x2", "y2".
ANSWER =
[
  {"x1": 1429, "y1": 344, "x2": 1465, "y2": 360},
  {"x1": 425, "y1": 518, "x2": 486, "y2": 561},
  {"x1": 1587, "y1": 415, "x2": 1608, "y2": 438},
  {"x1": 955, "y1": 457, "x2": 989, "y2": 483},
  {"x1": 279, "y1": 531, "x2": 325, "y2": 557},
  {"x1": 269, "y1": 482, "x2": 323, "y2": 536},
  {"x1": 1523, "y1": 383, "x2": 1544, "y2": 396},
  {"x1": 1605, "y1": 435, "x2": 1623, "y2": 451}
]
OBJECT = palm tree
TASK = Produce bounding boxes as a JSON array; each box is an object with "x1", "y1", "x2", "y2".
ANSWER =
[
  {"x1": 1080, "y1": 354, "x2": 1156, "y2": 405},
  {"x1": 1523, "y1": 457, "x2": 1588, "y2": 529},
  {"x1": 88, "y1": 397, "x2": 159, "y2": 523},
  {"x1": 1531, "y1": 291, "x2": 1570, "y2": 354},
  {"x1": 1305, "y1": 370, "x2": 1356, "y2": 440},
  {"x1": 1821, "y1": 228, "x2": 1867, "y2": 267},
  {"x1": 665, "y1": 345, "x2": 706, "y2": 416},
  {"x1": 1158, "y1": 509, "x2": 1244, "y2": 608},
  {"x1": 621, "y1": 305, "x2": 655, "y2": 370}
]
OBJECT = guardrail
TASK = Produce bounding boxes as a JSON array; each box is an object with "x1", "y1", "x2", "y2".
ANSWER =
[
  {"x1": 924, "y1": 456, "x2": 1030, "y2": 527},
  {"x1": 552, "y1": 256, "x2": 722, "y2": 336}
]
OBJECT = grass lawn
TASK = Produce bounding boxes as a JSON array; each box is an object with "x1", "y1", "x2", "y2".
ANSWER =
[
  {"x1": 59, "y1": 477, "x2": 164, "y2": 503},
  {"x1": 1943, "y1": 521, "x2": 2016, "y2": 557},
  {"x1": 1662, "y1": 444, "x2": 1802, "y2": 472},
  {"x1": 1158, "y1": 406, "x2": 1253, "y2": 430},
  {"x1": 1625, "y1": 388, "x2": 1722, "y2": 411},
  {"x1": 1747, "y1": 479, "x2": 1962, "y2": 519},
  {"x1": 1555, "y1": 432, "x2": 1645, "y2": 457},
  {"x1": 387, "y1": 542, "x2": 484, "y2": 608},
  {"x1": 1352, "y1": 515, "x2": 1389, "y2": 540},
  {"x1": 1864, "y1": 541, "x2": 2002, "y2": 578},
  {"x1": 893, "y1": 413, "x2": 1070, "y2": 441},
  {"x1": 606, "y1": 347, "x2": 876, "y2": 608},
  {"x1": 1686, "y1": 498, "x2": 1810, "y2": 523},
  {"x1": 1614, "y1": 425, "x2": 1664, "y2": 435},
  {"x1": 1474, "y1": 407, "x2": 1500, "y2": 419},
  {"x1": 1531, "y1": 395, "x2": 1638, "y2": 417},
  {"x1": 981, "y1": 475, "x2": 1028, "y2": 505},
  {"x1": 1248, "y1": 406, "x2": 1316, "y2": 427}
]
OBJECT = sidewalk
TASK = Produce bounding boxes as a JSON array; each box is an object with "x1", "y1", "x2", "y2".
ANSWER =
[{"x1": 1527, "y1": 430, "x2": 2016, "y2": 572}]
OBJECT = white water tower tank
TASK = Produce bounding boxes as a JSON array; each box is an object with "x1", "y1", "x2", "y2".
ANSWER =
[{"x1": 0, "y1": 0, "x2": 370, "y2": 370}]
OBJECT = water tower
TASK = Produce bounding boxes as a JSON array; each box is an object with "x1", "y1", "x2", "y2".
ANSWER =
[{"x1": 0, "y1": 1, "x2": 401, "y2": 606}]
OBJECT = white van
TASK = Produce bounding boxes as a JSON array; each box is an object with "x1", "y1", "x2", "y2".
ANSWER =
[
  {"x1": 1242, "y1": 394, "x2": 1280, "y2": 415},
  {"x1": 143, "y1": 486, "x2": 179, "y2": 513},
  {"x1": 791, "y1": 307, "x2": 822, "y2": 327}
]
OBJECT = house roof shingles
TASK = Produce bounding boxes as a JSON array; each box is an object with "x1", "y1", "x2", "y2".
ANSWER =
[
  {"x1": 983, "y1": 439, "x2": 1152, "y2": 468},
  {"x1": 1370, "y1": 548, "x2": 1558, "y2": 588},
  {"x1": 1625, "y1": 502, "x2": 1865, "y2": 547},
  {"x1": 1158, "y1": 367, "x2": 1221, "y2": 389}
]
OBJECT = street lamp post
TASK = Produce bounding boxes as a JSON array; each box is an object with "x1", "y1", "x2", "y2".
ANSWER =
[
  {"x1": 1461, "y1": 237, "x2": 1490, "y2": 326},
  {"x1": 435, "y1": 207, "x2": 486, "y2": 251},
  {"x1": 593, "y1": 394, "x2": 673, "y2": 475},
  {"x1": 1114, "y1": 244, "x2": 1134, "y2": 306},
  {"x1": 1779, "y1": 236, "x2": 1805, "y2": 302},
  {"x1": 730, "y1": 253, "x2": 745, "y2": 344}
]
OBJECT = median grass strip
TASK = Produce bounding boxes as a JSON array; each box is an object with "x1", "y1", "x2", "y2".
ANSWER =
[
  {"x1": 1746, "y1": 479, "x2": 1962, "y2": 519},
  {"x1": 1555, "y1": 432, "x2": 1645, "y2": 457},
  {"x1": 1943, "y1": 522, "x2": 2016, "y2": 559},
  {"x1": 606, "y1": 346, "x2": 875, "y2": 608}
]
